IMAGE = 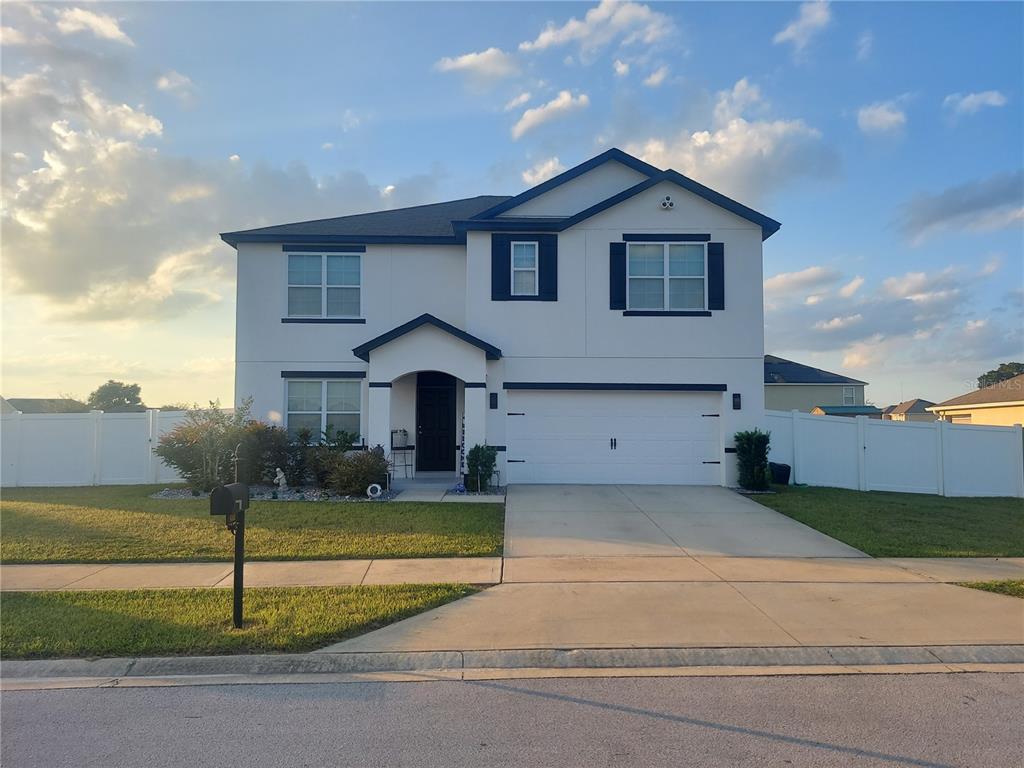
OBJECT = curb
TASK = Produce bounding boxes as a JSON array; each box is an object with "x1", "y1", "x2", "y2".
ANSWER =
[{"x1": 3, "y1": 645, "x2": 1022, "y2": 689}]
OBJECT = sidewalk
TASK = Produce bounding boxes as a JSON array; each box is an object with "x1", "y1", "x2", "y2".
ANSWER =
[{"x1": 0, "y1": 558, "x2": 502, "y2": 591}]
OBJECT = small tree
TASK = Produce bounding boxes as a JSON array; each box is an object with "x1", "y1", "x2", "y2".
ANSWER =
[
  {"x1": 465, "y1": 444, "x2": 498, "y2": 492},
  {"x1": 978, "y1": 362, "x2": 1024, "y2": 390},
  {"x1": 734, "y1": 429, "x2": 771, "y2": 491},
  {"x1": 87, "y1": 380, "x2": 145, "y2": 412},
  {"x1": 155, "y1": 399, "x2": 254, "y2": 490}
]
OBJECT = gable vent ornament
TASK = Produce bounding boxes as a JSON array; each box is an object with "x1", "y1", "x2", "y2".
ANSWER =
[{"x1": 660, "y1": 195, "x2": 675, "y2": 210}]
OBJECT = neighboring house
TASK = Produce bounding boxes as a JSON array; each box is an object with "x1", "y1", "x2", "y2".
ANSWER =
[
  {"x1": 885, "y1": 398, "x2": 937, "y2": 422},
  {"x1": 763, "y1": 355, "x2": 867, "y2": 412},
  {"x1": 927, "y1": 374, "x2": 1024, "y2": 426},
  {"x1": 221, "y1": 148, "x2": 781, "y2": 486},
  {"x1": 810, "y1": 405, "x2": 883, "y2": 418},
  {"x1": 0, "y1": 397, "x2": 89, "y2": 414}
]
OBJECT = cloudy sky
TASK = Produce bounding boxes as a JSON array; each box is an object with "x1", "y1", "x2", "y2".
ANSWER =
[{"x1": 1, "y1": 1, "x2": 1021, "y2": 408}]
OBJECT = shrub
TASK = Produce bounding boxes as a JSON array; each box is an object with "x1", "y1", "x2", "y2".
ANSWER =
[
  {"x1": 237, "y1": 422, "x2": 290, "y2": 485},
  {"x1": 465, "y1": 444, "x2": 498, "y2": 492},
  {"x1": 155, "y1": 399, "x2": 256, "y2": 491},
  {"x1": 734, "y1": 429, "x2": 771, "y2": 491},
  {"x1": 327, "y1": 446, "x2": 389, "y2": 496},
  {"x1": 308, "y1": 428, "x2": 358, "y2": 487}
]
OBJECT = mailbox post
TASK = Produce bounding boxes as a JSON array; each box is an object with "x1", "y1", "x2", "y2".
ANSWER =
[{"x1": 210, "y1": 482, "x2": 249, "y2": 628}]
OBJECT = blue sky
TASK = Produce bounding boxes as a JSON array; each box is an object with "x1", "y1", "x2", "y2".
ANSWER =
[{"x1": 1, "y1": 1, "x2": 1021, "y2": 407}]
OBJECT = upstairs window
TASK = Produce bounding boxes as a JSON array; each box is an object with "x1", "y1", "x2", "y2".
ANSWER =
[
  {"x1": 510, "y1": 242, "x2": 539, "y2": 296},
  {"x1": 287, "y1": 253, "x2": 361, "y2": 317},
  {"x1": 627, "y1": 243, "x2": 706, "y2": 311},
  {"x1": 843, "y1": 385, "x2": 856, "y2": 405}
]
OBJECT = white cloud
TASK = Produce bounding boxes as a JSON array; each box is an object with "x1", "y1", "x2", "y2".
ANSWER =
[
  {"x1": 764, "y1": 266, "x2": 842, "y2": 296},
  {"x1": 897, "y1": 170, "x2": 1024, "y2": 244},
  {"x1": 881, "y1": 267, "x2": 959, "y2": 303},
  {"x1": 511, "y1": 90, "x2": 590, "y2": 140},
  {"x1": 168, "y1": 184, "x2": 214, "y2": 204},
  {"x1": 773, "y1": 1, "x2": 831, "y2": 52},
  {"x1": 857, "y1": 100, "x2": 906, "y2": 134},
  {"x1": 626, "y1": 79, "x2": 833, "y2": 203},
  {"x1": 340, "y1": 108, "x2": 363, "y2": 132},
  {"x1": 321, "y1": 142, "x2": 334, "y2": 151},
  {"x1": 156, "y1": 71, "x2": 196, "y2": 106},
  {"x1": 815, "y1": 313, "x2": 863, "y2": 331},
  {"x1": 56, "y1": 8, "x2": 134, "y2": 46},
  {"x1": 522, "y1": 157, "x2": 566, "y2": 185},
  {"x1": 228, "y1": 154, "x2": 240, "y2": 163},
  {"x1": 81, "y1": 85, "x2": 163, "y2": 139},
  {"x1": 838, "y1": 276, "x2": 864, "y2": 298},
  {"x1": 519, "y1": 0, "x2": 673, "y2": 57},
  {"x1": 435, "y1": 47, "x2": 519, "y2": 83},
  {"x1": 943, "y1": 90, "x2": 1007, "y2": 115},
  {"x1": 805, "y1": 294, "x2": 824, "y2": 305},
  {"x1": 613, "y1": 59, "x2": 629, "y2": 76},
  {"x1": 503, "y1": 92, "x2": 531, "y2": 111},
  {"x1": 643, "y1": 65, "x2": 669, "y2": 88},
  {"x1": 856, "y1": 30, "x2": 873, "y2": 61},
  {"x1": 980, "y1": 255, "x2": 1002, "y2": 276}
]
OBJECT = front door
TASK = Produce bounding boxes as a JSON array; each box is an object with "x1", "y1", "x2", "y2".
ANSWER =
[{"x1": 416, "y1": 372, "x2": 457, "y2": 471}]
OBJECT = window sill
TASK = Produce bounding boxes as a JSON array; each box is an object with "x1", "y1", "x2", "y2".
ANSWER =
[
  {"x1": 495, "y1": 295, "x2": 557, "y2": 302},
  {"x1": 622, "y1": 310, "x2": 712, "y2": 317},
  {"x1": 281, "y1": 317, "x2": 367, "y2": 324}
]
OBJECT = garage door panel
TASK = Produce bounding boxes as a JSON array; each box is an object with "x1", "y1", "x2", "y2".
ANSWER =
[{"x1": 506, "y1": 391, "x2": 722, "y2": 485}]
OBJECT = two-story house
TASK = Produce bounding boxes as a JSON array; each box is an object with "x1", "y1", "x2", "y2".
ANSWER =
[{"x1": 221, "y1": 148, "x2": 781, "y2": 486}]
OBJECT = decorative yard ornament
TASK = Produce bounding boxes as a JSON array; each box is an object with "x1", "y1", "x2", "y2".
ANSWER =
[
  {"x1": 274, "y1": 467, "x2": 287, "y2": 491},
  {"x1": 366, "y1": 483, "x2": 383, "y2": 499}
]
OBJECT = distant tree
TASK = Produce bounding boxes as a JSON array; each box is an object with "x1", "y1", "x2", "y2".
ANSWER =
[
  {"x1": 978, "y1": 363, "x2": 1024, "y2": 390},
  {"x1": 87, "y1": 380, "x2": 145, "y2": 412},
  {"x1": 159, "y1": 402, "x2": 194, "y2": 412}
]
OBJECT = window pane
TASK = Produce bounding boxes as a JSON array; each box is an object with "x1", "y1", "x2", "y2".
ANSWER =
[
  {"x1": 326, "y1": 254, "x2": 360, "y2": 286},
  {"x1": 628, "y1": 278, "x2": 664, "y2": 309},
  {"x1": 628, "y1": 245, "x2": 664, "y2": 276},
  {"x1": 327, "y1": 287, "x2": 360, "y2": 316},
  {"x1": 288, "y1": 287, "x2": 322, "y2": 316},
  {"x1": 669, "y1": 278, "x2": 704, "y2": 309},
  {"x1": 326, "y1": 381, "x2": 360, "y2": 412},
  {"x1": 512, "y1": 243, "x2": 537, "y2": 268},
  {"x1": 326, "y1": 413, "x2": 360, "y2": 436},
  {"x1": 288, "y1": 254, "x2": 322, "y2": 285},
  {"x1": 286, "y1": 413, "x2": 321, "y2": 438},
  {"x1": 513, "y1": 270, "x2": 536, "y2": 295},
  {"x1": 287, "y1": 381, "x2": 321, "y2": 412},
  {"x1": 669, "y1": 245, "x2": 704, "y2": 276}
]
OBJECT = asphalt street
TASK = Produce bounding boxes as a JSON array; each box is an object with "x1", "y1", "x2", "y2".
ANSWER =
[{"x1": 2, "y1": 673, "x2": 1021, "y2": 767}]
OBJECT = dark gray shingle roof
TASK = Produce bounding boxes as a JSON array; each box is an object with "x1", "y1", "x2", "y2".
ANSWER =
[
  {"x1": 763, "y1": 355, "x2": 867, "y2": 385},
  {"x1": 221, "y1": 196, "x2": 511, "y2": 246},
  {"x1": 890, "y1": 398, "x2": 936, "y2": 415}
]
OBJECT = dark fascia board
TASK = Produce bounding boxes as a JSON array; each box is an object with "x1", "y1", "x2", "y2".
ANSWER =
[
  {"x1": 352, "y1": 313, "x2": 502, "y2": 362},
  {"x1": 454, "y1": 218, "x2": 564, "y2": 232},
  {"x1": 469, "y1": 148, "x2": 663, "y2": 220},
  {"x1": 503, "y1": 382, "x2": 727, "y2": 392},
  {"x1": 220, "y1": 232, "x2": 461, "y2": 248},
  {"x1": 281, "y1": 370, "x2": 366, "y2": 379}
]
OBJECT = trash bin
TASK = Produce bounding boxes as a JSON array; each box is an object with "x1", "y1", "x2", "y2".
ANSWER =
[{"x1": 769, "y1": 462, "x2": 791, "y2": 486}]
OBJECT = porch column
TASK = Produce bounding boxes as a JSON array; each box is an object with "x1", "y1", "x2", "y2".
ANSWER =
[
  {"x1": 463, "y1": 383, "x2": 487, "y2": 462},
  {"x1": 367, "y1": 383, "x2": 391, "y2": 451}
]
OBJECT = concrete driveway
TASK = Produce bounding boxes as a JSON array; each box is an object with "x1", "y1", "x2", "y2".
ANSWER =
[{"x1": 504, "y1": 484, "x2": 865, "y2": 558}]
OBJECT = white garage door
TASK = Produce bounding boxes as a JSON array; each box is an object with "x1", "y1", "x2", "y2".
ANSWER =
[{"x1": 505, "y1": 390, "x2": 722, "y2": 485}]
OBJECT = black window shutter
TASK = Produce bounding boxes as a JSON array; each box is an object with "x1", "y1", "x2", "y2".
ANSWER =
[
  {"x1": 707, "y1": 242, "x2": 725, "y2": 310},
  {"x1": 537, "y1": 234, "x2": 558, "y2": 301},
  {"x1": 491, "y1": 234, "x2": 511, "y2": 300},
  {"x1": 609, "y1": 242, "x2": 627, "y2": 310}
]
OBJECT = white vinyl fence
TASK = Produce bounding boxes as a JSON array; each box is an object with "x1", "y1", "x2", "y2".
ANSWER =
[
  {"x1": 766, "y1": 410, "x2": 1024, "y2": 498},
  {"x1": 1, "y1": 410, "x2": 186, "y2": 487}
]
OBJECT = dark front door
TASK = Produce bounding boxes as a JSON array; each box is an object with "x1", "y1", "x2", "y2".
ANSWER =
[{"x1": 416, "y1": 372, "x2": 457, "y2": 471}]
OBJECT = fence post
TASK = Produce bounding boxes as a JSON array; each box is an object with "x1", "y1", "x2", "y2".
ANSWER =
[
  {"x1": 934, "y1": 419, "x2": 946, "y2": 497},
  {"x1": 855, "y1": 416, "x2": 868, "y2": 491},
  {"x1": 90, "y1": 410, "x2": 104, "y2": 485},
  {"x1": 790, "y1": 410, "x2": 801, "y2": 484},
  {"x1": 148, "y1": 409, "x2": 160, "y2": 483},
  {"x1": 9, "y1": 410, "x2": 23, "y2": 487}
]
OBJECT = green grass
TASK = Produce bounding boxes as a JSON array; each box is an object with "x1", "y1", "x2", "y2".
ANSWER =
[
  {"x1": 752, "y1": 485, "x2": 1024, "y2": 557},
  {"x1": 0, "y1": 584, "x2": 477, "y2": 659},
  {"x1": 960, "y1": 580, "x2": 1024, "y2": 599},
  {"x1": 0, "y1": 485, "x2": 504, "y2": 564}
]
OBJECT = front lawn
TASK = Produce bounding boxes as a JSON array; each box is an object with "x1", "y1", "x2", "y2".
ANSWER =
[
  {"x1": 960, "y1": 580, "x2": 1024, "y2": 599},
  {"x1": 0, "y1": 486, "x2": 504, "y2": 563},
  {"x1": 753, "y1": 485, "x2": 1024, "y2": 557},
  {"x1": 0, "y1": 584, "x2": 476, "y2": 659}
]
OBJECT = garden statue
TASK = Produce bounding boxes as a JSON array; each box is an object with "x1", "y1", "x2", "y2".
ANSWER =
[{"x1": 274, "y1": 467, "x2": 287, "y2": 491}]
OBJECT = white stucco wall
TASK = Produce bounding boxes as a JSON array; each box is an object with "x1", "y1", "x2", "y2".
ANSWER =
[{"x1": 499, "y1": 159, "x2": 649, "y2": 217}]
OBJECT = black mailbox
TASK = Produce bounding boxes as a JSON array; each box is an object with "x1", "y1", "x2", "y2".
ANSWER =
[{"x1": 210, "y1": 483, "x2": 249, "y2": 517}]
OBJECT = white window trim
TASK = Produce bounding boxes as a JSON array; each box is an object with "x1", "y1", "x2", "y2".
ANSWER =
[
  {"x1": 510, "y1": 241, "x2": 539, "y2": 297},
  {"x1": 285, "y1": 379, "x2": 362, "y2": 440},
  {"x1": 843, "y1": 385, "x2": 856, "y2": 405},
  {"x1": 626, "y1": 242, "x2": 708, "y2": 311},
  {"x1": 285, "y1": 252, "x2": 362, "y2": 318}
]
